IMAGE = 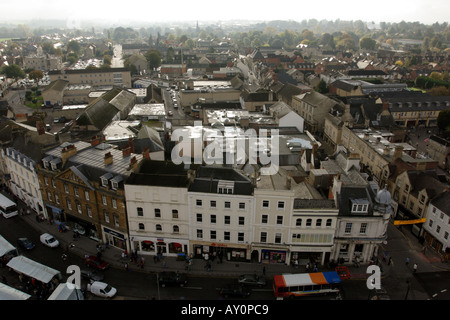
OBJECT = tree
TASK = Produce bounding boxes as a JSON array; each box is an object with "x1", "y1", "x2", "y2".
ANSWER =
[
  {"x1": 359, "y1": 37, "x2": 376, "y2": 50},
  {"x1": 67, "y1": 40, "x2": 81, "y2": 54},
  {"x1": 28, "y1": 70, "x2": 44, "y2": 82},
  {"x1": 145, "y1": 50, "x2": 162, "y2": 71},
  {"x1": 316, "y1": 79, "x2": 328, "y2": 94},
  {"x1": 1, "y1": 64, "x2": 25, "y2": 80}
]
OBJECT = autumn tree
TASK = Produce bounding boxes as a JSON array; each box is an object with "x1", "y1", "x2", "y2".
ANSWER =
[{"x1": 28, "y1": 70, "x2": 44, "y2": 82}]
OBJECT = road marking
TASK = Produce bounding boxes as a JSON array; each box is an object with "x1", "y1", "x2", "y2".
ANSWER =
[{"x1": 184, "y1": 286, "x2": 203, "y2": 290}]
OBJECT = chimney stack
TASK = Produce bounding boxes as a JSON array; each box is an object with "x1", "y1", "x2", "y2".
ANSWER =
[
  {"x1": 91, "y1": 135, "x2": 102, "y2": 146},
  {"x1": 142, "y1": 147, "x2": 150, "y2": 160},
  {"x1": 61, "y1": 144, "x2": 77, "y2": 165},
  {"x1": 393, "y1": 145, "x2": 404, "y2": 161},
  {"x1": 104, "y1": 152, "x2": 113, "y2": 166},
  {"x1": 122, "y1": 146, "x2": 131, "y2": 158}
]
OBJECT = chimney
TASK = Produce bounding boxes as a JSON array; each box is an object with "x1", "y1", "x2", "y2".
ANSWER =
[
  {"x1": 91, "y1": 135, "x2": 101, "y2": 146},
  {"x1": 129, "y1": 156, "x2": 138, "y2": 171},
  {"x1": 104, "y1": 152, "x2": 113, "y2": 166},
  {"x1": 393, "y1": 145, "x2": 404, "y2": 161},
  {"x1": 415, "y1": 161, "x2": 426, "y2": 171},
  {"x1": 384, "y1": 145, "x2": 390, "y2": 156},
  {"x1": 128, "y1": 137, "x2": 135, "y2": 153},
  {"x1": 142, "y1": 147, "x2": 150, "y2": 160},
  {"x1": 286, "y1": 176, "x2": 292, "y2": 190},
  {"x1": 122, "y1": 146, "x2": 131, "y2": 158},
  {"x1": 61, "y1": 144, "x2": 77, "y2": 165}
]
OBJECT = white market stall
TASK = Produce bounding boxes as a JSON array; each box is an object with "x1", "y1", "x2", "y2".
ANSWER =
[{"x1": 6, "y1": 255, "x2": 62, "y2": 284}]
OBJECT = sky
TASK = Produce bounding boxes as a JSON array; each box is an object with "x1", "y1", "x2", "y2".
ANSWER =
[{"x1": 0, "y1": 0, "x2": 449, "y2": 26}]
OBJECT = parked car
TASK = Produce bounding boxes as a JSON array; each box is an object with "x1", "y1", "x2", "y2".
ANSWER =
[
  {"x1": 40, "y1": 233, "x2": 59, "y2": 248},
  {"x1": 17, "y1": 237, "x2": 35, "y2": 250},
  {"x1": 87, "y1": 281, "x2": 117, "y2": 298},
  {"x1": 220, "y1": 285, "x2": 251, "y2": 298},
  {"x1": 84, "y1": 255, "x2": 110, "y2": 271},
  {"x1": 158, "y1": 271, "x2": 188, "y2": 287},
  {"x1": 238, "y1": 274, "x2": 266, "y2": 287},
  {"x1": 81, "y1": 269, "x2": 104, "y2": 282}
]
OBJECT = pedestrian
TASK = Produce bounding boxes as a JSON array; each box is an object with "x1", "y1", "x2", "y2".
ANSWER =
[
  {"x1": 140, "y1": 257, "x2": 145, "y2": 269},
  {"x1": 405, "y1": 257, "x2": 410, "y2": 265},
  {"x1": 413, "y1": 263, "x2": 418, "y2": 273},
  {"x1": 124, "y1": 262, "x2": 129, "y2": 271},
  {"x1": 388, "y1": 257, "x2": 393, "y2": 266},
  {"x1": 262, "y1": 266, "x2": 266, "y2": 276}
]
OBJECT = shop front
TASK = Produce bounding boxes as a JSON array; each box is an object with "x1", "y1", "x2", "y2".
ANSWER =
[
  {"x1": 192, "y1": 241, "x2": 249, "y2": 262},
  {"x1": 261, "y1": 249, "x2": 287, "y2": 264},
  {"x1": 131, "y1": 236, "x2": 189, "y2": 257},
  {"x1": 66, "y1": 215, "x2": 99, "y2": 241},
  {"x1": 102, "y1": 226, "x2": 128, "y2": 251}
]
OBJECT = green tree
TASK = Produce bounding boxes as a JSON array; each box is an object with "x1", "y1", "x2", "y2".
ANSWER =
[
  {"x1": 67, "y1": 40, "x2": 81, "y2": 54},
  {"x1": 1, "y1": 64, "x2": 25, "y2": 80},
  {"x1": 145, "y1": 50, "x2": 162, "y2": 71},
  {"x1": 359, "y1": 37, "x2": 376, "y2": 50},
  {"x1": 316, "y1": 79, "x2": 328, "y2": 94},
  {"x1": 28, "y1": 70, "x2": 44, "y2": 82}
]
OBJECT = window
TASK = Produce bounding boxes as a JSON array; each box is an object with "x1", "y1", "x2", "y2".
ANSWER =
[
  {"x1": 262, "y1": 200, "x2": 269, "y2": 208},
  {"x1": 210, "y1": 200, "x2": 216, "y2": 208},
  {"x1": 436, "y1": 225, "x2": 441, "y2": 234},
  {"x1": 306, "y1": 219, "x2": 312, "y2": 227},
  {"x1": 238, "y1": 232, "x2": 244, "y2": 242},
  {"x1": 154, "y1": 208, "x2": 161, "y2": 218},
  {"x1": 112, "y1": 198, "x2": 117, "y2": 209},
  {"x1": 64, "y1": 183, "x2": 69, "y2": 193},
  {"x1": 173, "y1": 225, "x2": 179, "y2": 233},
  {"x1": 224, "y1": 231, "x2": 230, "y2": 241},
  {"x1": 277, "y1": 201, "x2": 285, "y2": 209},
  {"x1": 55, "y1": 194, "x2": 59, "y2": 204},
  {"x1": 277, "y1": 216, "x2": 283, "y2": 225},
  {"x1": 260, "y1": 232, "x2": 267, "y2": 243},
  {"x1": 114, "y1": 215, "x2": 119, "y2": 227},
  {"x1": 326, "y1": 219, "x2": 332, "y2": 227},
  {"x1": 239, "y1": 202, "x2": 245, "y2": 210},
  {"x1": 224, "y1": 216, "x2": 230, "y2": 225},
  {"x1": 316, "y1": 219, "x2": 322, "y2": 227},
  {"x1": 138, "y1": 223, "x2": 145, "y2": 230},
  {"x1": 84, "y1": 191, "x2": 90, "y2": 201},
  {"x1": 74, "y1": 187, "x2": 79, "y2": 197},
  {"x1": 261, "y1": 215, "x2": 268, "y2": 224},
  {"x1": 239, "y1": 217, "x2": 245, "y2": 225},
  {"x1": 197, "y1": 229, "x2": 203, "y2": 238},
  {"x1": 210, "y1": 214, "x2": 216, "y2": 224},
  {"x1": 196, "y1": 199, "x2": 202, "y2": 207},
  {"x1": 360, "y1": 223, "x2": 367, "y2": 234},
  {"x1": 156, "y1": 224, "x2": 162, "y2": 231},
  {"x1": 67, "y1": 199, "x2": 72, "y2": 210},
  {"x1": 275, "y1": 233, "x2": 282, "y2": 244},
  {"x1": 76, "y1": 201, "x2": 82, "y2": 214},
  {"x1": 86, "y1": 205, "x2": 92, "y2": 218},
  {"x1": 296, "y1": 218, "x2": 302, "y2": 226},
  {"x1": 345, "y1": 223, "x2": 352, "y2": 234},
  {"x1": 210, "y1": 230, "x2": 216, "y2": 240},
  {"x1": 224, "y1": 201, "x2": 231, "y2": 209},
  {"x1": 172, "y1": 210, "x2": 178, "y2": 219},
  {"x1": 137, "y1": 207, "x2": 143, "y2": 217},
  {"x1": 104, "y1": 210, "x2": 109, "y2": 223},
  {"x1": 196, "y1": 213, "x2": 202, "y2": 222},
  {"x1": 102, "y1": 195, "x2": 107, "y2": 205},
  {"x1": 429, "y1": 220, "x2": 433, "y2": 227},
  {"x1": 444, "y1": 232, "x2": 449, "y2": 240}
]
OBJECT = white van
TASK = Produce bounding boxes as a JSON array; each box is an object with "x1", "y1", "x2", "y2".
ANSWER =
[
  {"x1": 0, "y1": 193, "x2": 18, "y2": 218},
  {"x1": 87, "y1": 281, "x2": 117, "y2": 298}
]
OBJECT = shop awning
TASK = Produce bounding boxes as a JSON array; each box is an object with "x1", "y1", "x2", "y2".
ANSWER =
[{"x1": 0, "y1": 235, "x2": 17, "y2": 257}]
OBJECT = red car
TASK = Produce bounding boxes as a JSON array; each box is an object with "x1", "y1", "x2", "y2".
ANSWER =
[{"x1": 84, "y1": 256, "x2": 110, "y2": 271}]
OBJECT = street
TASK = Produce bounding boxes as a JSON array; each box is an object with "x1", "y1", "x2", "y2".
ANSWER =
[{"x1": 1, "y1": 210, "x2": 449, "y2": 301}]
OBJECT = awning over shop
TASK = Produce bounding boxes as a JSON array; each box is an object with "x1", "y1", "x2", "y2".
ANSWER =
[{"x1": 6, "y1": 256, "x2": 61, "y2": 284}]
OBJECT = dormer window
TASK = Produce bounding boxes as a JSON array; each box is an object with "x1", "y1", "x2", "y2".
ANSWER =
[
  {"x1": 217, "y1": 180, "x2": 234, "y2": 194},
  {"x1": 351, "y1": 199, "x2": 369, "y2": 214},
  {"x1": 100, "y1": 173, "x2": 113, "y2": 188}
]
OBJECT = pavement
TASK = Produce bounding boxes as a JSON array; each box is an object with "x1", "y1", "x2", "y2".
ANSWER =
[{"x1": 17, "y1": 203, "x2": 450, "y2": 281}]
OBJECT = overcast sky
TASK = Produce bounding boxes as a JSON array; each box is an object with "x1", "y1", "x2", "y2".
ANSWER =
[{"x1": 1, "y1": 0, "x2": 449, "y2": 25}]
